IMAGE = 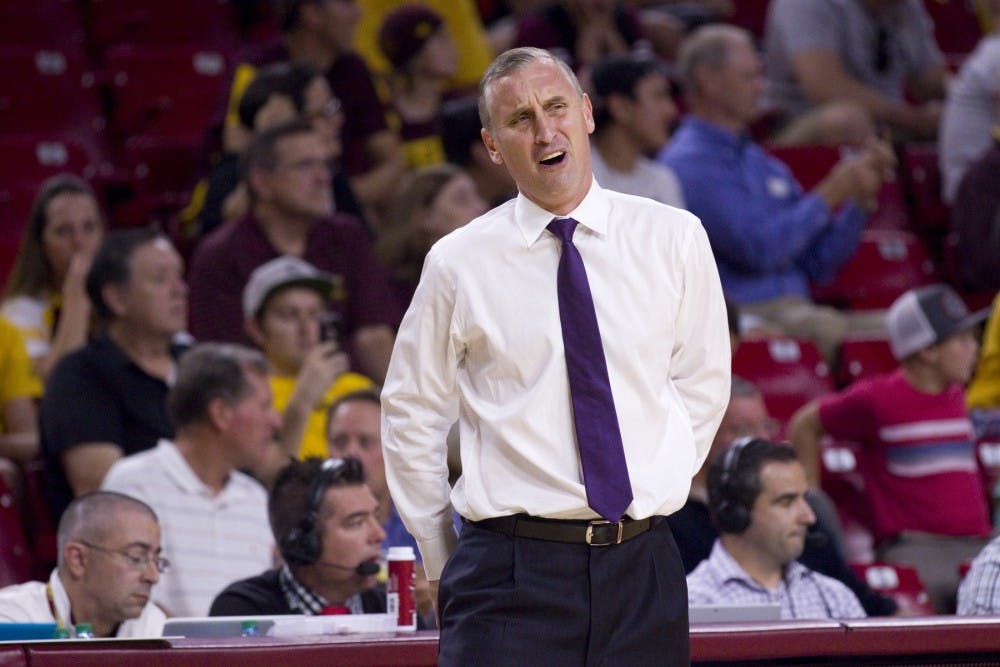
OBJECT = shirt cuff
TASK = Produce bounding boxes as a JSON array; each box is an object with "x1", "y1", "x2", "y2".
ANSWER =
[{"x1": 417, "y1": 525, "x2": 460, "y2": 581}]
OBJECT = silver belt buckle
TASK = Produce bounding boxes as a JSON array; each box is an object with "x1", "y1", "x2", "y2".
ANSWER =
[{"x1": 586, "y1": 519, "x2": 624, "y2": 546}]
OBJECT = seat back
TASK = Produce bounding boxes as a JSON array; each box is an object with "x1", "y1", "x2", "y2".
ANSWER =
[
  {"x1": 732, "y1": 338, "x2": 834, "y2": 430},
  {"x1": 0, "y1": 475, "x2": 33, "y2": 587},
  {"x1": 811, "y1": 229, "x2": 939, "y2": 310},
  {"x1": 835, "y1": 337, "x2": 897, "y2": 388},
  {"x1": 850, "y1": 562, "x2": 935, "y2": 615}
]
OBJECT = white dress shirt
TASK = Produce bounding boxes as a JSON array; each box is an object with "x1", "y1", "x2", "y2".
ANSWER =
[
  {"x1": 382, "y1": 179, "x2": 731, "y2": 579},
  {"x1": 0, "y1": 570, "x2": 166, "y2": 637}
]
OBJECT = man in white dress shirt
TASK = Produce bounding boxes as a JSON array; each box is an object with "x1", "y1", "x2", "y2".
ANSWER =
[
  {"x1": 381, "y1": 47, "x2": 730, "y2": 665},
  {"x1": 0, "y1": 491, "x2": 166, "y2": 637}
]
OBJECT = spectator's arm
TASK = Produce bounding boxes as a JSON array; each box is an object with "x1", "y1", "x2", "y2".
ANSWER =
[
  {"x1": 36, "y1": 254, "x2": 92, "y2": 381},
  {"x1": 788, "y1": 400, "x2": 825, "y2": 488},
  {"x1": 347, "y1": 131, "x2": 408, "y2": 212},
  {"x1": 0, "y1": 398, "x2": 39, "y2": 462},
  {"x1": 63, "y1": 443, "x2": 123, "y2": 495},
  {"x1": 790, "y1": 49, "x2": 939, "y2": 138},
  {"x1": 352, "y1": 324, "x2": 395, "y2": 387}
]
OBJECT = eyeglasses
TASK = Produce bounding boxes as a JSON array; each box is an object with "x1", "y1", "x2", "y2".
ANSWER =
[
  {"x1": 78, "y1": 541, "x2": 170, "y2": 574},
  {"x1": 308, "y1": 97, "x2": 342, "y2": 122}
]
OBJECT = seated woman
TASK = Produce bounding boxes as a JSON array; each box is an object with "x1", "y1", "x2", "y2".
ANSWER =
[
  {"x1": 1, "y1": 175, "x2": 104, "y2": 382},
  {"x1": 375, "y1": 164, "x2": 486, "y2": 324}
]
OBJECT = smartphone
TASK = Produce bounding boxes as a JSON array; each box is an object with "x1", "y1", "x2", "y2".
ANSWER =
[{"x1": 320, "y1": 312, "x2": 344, "y2": 343}]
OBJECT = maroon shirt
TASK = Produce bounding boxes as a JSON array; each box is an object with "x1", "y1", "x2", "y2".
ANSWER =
[
  {"x1": 187, "y1": 214, "x2": 398, "y2": 346},
  {"x1": 212, "y1": 40, "x2": 388, "y2": 176}
]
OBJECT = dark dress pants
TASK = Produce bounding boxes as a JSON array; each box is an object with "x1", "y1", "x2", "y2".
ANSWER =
[{"x1": 437, "y1": 517, "x2": 690, "y2": 666}]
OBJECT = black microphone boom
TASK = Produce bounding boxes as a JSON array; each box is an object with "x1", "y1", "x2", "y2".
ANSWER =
[{"x1": 316, "y1": 559, "x2": 381, "y2": 576}]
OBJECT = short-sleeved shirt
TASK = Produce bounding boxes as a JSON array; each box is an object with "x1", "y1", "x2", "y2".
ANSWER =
[
  {"x1": 763, "y1": 0, "x2": 943, "y2": 117},
  {"x1": 39, "y1": 336, "x2": 184, "y2": 519},
  {"x1": 101, "y1": 439, "x2": 275, "y2": 618},
  {"x1": 187, "y1": 214, "x2": 398, "y2": 346},
  {"x1": 0, "y1": 317, "x2": 42, "y2": 413},
  {"x1": 269, "y1": 371, "x2": 374, "y2": 459},
  {"x1": 817, "y1": 369, "x2": 992, "y2": 544},
  {"x1": 1, "y1": 294, "x2": 55, "y2": 366},
  {"x1": 218, "y1": 42, "x2": 388, "y2": 176},
  {"x1": 686, "y1": 540, "x2": 866, "y2": 620}
]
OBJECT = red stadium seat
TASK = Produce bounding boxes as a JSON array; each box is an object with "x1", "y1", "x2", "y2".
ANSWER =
[
  {"x1": 819, "y1": 439, "x2": 875, "y2": 562},
  {"x1": 900, "y1": 143, "x2": 950, "y2": 233},
  {"x1": 835, "y1": 337, "x2": 897, "y2": 388},
  {"x1": 0, "y1": 46, "x2": 107, "y2": 161},
  {"x1": 0, "y1": 135, "x2": 101, "y2": 188},
  {"x1": 850, "y1": 562, "x2": 935, "y2": 615},
  {"x1": 0, "y1": 0, "x2": 86, "y2": 51},
  {"x1": 732, "y1": 338, "x2": 833, "y2": 429},
  {"x1": 0, "y1": 476, "x2": 34, "y2": 587},
  {"x1": 811, "y1": 229, "x2": 939, "y2": 310},
  {"x1": 104, "y1": 45, "x2": 230, "y2": 143},
  {"x1": 21, "y1": 461, "x2": 57, "y2": 580},
  {"x1": 87, "y1": 0, "x2": 240, "y2": 55},
  {"x1": 922, "y1": 0, "x2": 983, "y2": 57},
  {"x1": 729, "y1": 0, "x2": 771, "y2": 39}
]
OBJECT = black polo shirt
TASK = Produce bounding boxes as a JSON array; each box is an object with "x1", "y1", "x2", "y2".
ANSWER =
[
  {"x1": 209, "y1": 569, "x2": 387, "y2": 617},
  {"x1": 39, "y1": 336, "x2": 187, "y2": 520}
]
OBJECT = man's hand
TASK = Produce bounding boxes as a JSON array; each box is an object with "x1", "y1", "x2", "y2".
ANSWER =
[{"x1": 294, "y1": 341, "x2": 351, "y2": 410}]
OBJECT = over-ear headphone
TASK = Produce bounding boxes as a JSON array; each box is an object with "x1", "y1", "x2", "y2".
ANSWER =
[
  {"x1": 711, "y1": 437, "x2": 757, "y2": 534},
  {"x1": 280, "y1": 458, "x2": 363, "y2": 566}
]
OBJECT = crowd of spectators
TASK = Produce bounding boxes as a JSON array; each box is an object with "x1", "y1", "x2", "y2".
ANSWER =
[{"x1": 1, "y1": 0, "x2": 1000, "y2": 630}]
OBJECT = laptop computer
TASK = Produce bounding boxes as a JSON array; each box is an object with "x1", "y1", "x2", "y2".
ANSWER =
[{"x1": 688, "y1": 603, "x2": 783, "y2": 623}]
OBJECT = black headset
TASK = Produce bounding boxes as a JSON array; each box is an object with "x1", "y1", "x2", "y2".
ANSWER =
[
  {"x1": 711, "y1": 436, "x2": 758, "y2": 534},
  {"x1": 280, "y1": 457, "x2": 363, "y2": 566}
]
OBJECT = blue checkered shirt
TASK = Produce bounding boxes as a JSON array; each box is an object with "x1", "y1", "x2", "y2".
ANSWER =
[
  {"x1": 957, "y1": 534, "x2": 1000, "y2": 615},
  {"x1": 686, "y1": 540, "x2": 866, "y2": 620}
]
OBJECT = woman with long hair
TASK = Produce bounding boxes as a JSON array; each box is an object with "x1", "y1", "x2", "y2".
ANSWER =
[{"x1": 2, "y1": 174, "x2": 105, "y2": 381}]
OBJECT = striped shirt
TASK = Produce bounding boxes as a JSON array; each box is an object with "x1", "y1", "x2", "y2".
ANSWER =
[
  {"x1": 957, "y1": 536, "x2": 1000, "y2": 615},
  {"x1": 102, "y1": 440, "x2": 275, "y2": 617},
  {"x1": 687, "y1": 541, "x2": 866, "y2": 620}
]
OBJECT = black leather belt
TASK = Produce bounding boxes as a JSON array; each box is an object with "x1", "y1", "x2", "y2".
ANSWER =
[{"x1": 471, "y1": 514, "x2": 663, "y2": 547}]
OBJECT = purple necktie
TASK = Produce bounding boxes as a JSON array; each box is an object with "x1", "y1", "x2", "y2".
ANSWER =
[{"x1": 547, "y1": 218, "x2": 633, "y2": 522}]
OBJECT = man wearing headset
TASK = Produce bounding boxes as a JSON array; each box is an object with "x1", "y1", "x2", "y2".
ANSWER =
[
  {"x1": 210, "y1": 457, "x2": 388, "y2": 616},
  {"x1": 686, "y1": 438, "x2": 865, "y2": 619}
]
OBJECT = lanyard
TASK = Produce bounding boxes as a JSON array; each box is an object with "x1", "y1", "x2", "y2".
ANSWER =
[{"x1": 45, "y1": 582, "x2": 70, "y2": 631}]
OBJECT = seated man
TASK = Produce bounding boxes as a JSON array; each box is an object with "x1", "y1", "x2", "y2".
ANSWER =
[
  {"x1": 101, "y1": 343, "x2": 278, "y2": 617},
  {"x1": 39, "y1": 228, "x2": 189, "y2": 520},
  {"x1": 658, "y1": 24, "x2": 894, "y2": 361},
  {"x1": 187, "y1": 121, "x2": 398, "y2": 384},
  {"x1": 670, "y1": 375, "x2": 897, "y2": 616},
  {"x1": 0, "y1": 491, "x2": 166, "y2": 637},
  {"x1": 588, "y1": 53, "x2": 684, "y2": 208},
  {"x1": 789, "y1": 283, "x2": 994, "y2": 613},
  {"x1": 763, "y1": 0, "x2": 948, "y2": 144},
  {"x1": 687, "y1": 438, "x2": 866, "y2": 619},
  {"x1": 243, "y1": 255, "x2": 373, "y2": 460},
  {"x1": 210, "y1": 457, "x2": 386, "y2": 616},
  {"x1": 957, "y1": 533, "x2": 1000, "y2": 615}
]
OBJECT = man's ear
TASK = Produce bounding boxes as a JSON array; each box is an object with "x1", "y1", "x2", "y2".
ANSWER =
[
  {"x1": 247, "y1": 167, "x2": 273, "y2": 203},
  {"x1": 581, "y1": 93, "x2": 595, "y2": 134},
  {"x1": 245, "y1": 316, "x2": 266, "y2": 349},
  {"x1": 207, "y1": 397, "x2": 233, "y2": 432},
  {"x1": 101, "y1": 283, "x2": 128, "y2": 319},
  {"x1": 481, "y1": 128, "x2": 504, "y2": 165},
  {"x1": 606, "y1": 93, "x2": 630, "y2": 125},
  {"x1": 63, "y1": 542, "x2": 88, "y2": 579}
]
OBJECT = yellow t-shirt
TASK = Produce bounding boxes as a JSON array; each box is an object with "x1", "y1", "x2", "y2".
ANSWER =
[
  {"x1": 270, "y1": 372, "x2": 375, "y2": 459},
  {"x1": 354, "y1": 0, "x2": 491, "y2": 89},
  {"x1": 968, "y1": 293, "x2": 1000, "y2": 409},
  {"x1": 0, "y1": 318, "x2": 43, "y2": 432}
]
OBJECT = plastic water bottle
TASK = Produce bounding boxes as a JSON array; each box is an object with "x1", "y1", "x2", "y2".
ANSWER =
[
  {"x1": 387, "y1": 546, "x2": 417, "y2": 631},
  {"x1": 74, "y1": 623, "x2": 94, "y2": 639},
  {"x1": 240, "y1": 620, "x2": 260, "y2": 637}
]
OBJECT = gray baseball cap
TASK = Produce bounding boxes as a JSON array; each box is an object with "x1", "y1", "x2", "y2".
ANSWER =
[
  {"x1": 242, "y1": 256, "x2": 333, "y2": 319},
  {"x1": 886, "y1": 283, "x2": 991, "y2": 360}
]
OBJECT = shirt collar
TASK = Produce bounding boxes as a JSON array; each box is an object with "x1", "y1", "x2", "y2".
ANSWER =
[
  {"x1": 680, "y1": 116, "x2": 754, "y2": 153},
  {"x1": 513, "y1": 175, "x2": 612, "y2": 247},
  {"x1": 279, "y1": 564, "x2": 365, "y2": 615},
  {"x1": 709, "y1": 540, "x2": 810, "y2": 591}
]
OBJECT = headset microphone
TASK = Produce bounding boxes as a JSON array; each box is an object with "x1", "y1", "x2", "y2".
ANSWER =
[
  {"x1": 804, "y1": 531, "x2": 828, "y2": 549},
  {"x1": 316, "y1": 559, "x2": 381, "y2": 576}
]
